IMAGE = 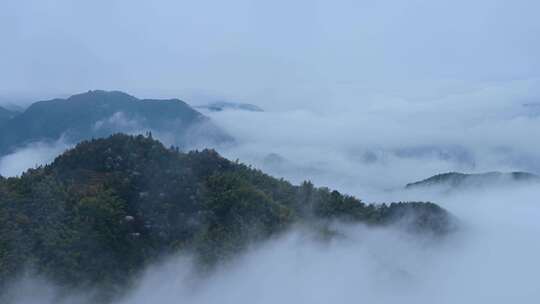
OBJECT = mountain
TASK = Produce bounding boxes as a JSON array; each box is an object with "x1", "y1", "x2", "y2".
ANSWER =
[
  {"x1": 0, "y1": 90, "x2": 232, "y2": 155},
  {"x1": 406, "y1": 171, "x2": 540, "y2": 190},
  {"x1": 0, "y1": 134, "x2": 452, "y2": 301},
  {"x1": 0, "y1": 106, "x2": 17, "y2": 126},
  {"x1": 196, "y1": 101, "x2": 264, "y2": 112}
]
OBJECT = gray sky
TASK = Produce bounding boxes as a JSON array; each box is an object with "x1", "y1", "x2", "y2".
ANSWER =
[
  {"x1": 3, "y1": 3, "x2": 540, "y2": 303},
  {"x1": 1, "y1": 0, "x2": 539, "y2": 108}
]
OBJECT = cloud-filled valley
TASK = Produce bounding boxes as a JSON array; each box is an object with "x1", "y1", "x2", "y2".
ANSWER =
[
  {"x1": 1, "y1": 81, "x2": 539, "y2": 303},
  {"x1": 4, "y1": 183, "x2": 540, "y2": 304},
  {"x1": 2, "y1": 0, "x2": 540, "y2": 303},
  {"x1": 203, "y1": 79, "x2": 540, "y2": 199}
]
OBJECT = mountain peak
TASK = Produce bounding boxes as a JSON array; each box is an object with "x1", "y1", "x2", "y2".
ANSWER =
[
  {"x1": 0, "y1": 91, "x2": 232, "y2": 155},
  {"x1": 1, "y1": 133, "x2": 453, "y2": 299},
  {"x1": 67, "y1": 90, "x2": 138, "y2": 102}
]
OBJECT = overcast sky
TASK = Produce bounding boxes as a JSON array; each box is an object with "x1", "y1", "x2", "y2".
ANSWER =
[
  {"x1": 3, "y1": 4, "x2": 540, "y2": 303},
  {"x1": 1, "y1": 0, "x2": 539, "y2": 109}
]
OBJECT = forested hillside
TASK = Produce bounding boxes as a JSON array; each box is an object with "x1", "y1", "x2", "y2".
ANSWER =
[{"x1": 0, "y1": 134, "x2": 453, "y2": 301}]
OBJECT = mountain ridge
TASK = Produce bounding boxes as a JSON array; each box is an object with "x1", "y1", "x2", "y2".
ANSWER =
[
  {"x1": 0, "y1": 106, "x2": 17, "y2": 126},
  {"x1": 0, "y1": 134, "x2": 453, "y2": 301},
  {"x1": 406, "y1": 171, "x2": 540, "y2": 190},
  {"x1": 0, "y1": 90, "x2": 232, "y2": 155}
]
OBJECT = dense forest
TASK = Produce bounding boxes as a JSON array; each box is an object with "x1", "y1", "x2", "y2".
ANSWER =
[{"x1": 0, "y1": 134, "x2": 453, "y2": 301}]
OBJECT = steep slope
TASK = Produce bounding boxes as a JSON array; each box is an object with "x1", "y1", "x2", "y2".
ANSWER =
[
  {"x1": 0, "y1": 106, "x2": 17, "y2": 126},
  {"x1": 0, "y1": 134, "x2": 452, "y2": 300},
  {"x1": 0, "y1": 90, "x2": 232, "y2": 155},
  {"x1": 406, "y1": 171, "x2": 540, "y2": 190}
]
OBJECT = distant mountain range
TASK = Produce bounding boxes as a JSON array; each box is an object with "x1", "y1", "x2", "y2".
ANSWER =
[
  {"x1": 406, "y1": 171, "x2": 540, "y2": 190},
  {"x1": 196, "y1": 101, "x2": 264, "y2": 112},
  {"x1": 0, "y1": 90, "x2": 232, "y2": 155}
]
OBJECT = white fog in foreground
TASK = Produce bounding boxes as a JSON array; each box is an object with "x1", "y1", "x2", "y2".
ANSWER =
[
  {"x1": 2, "y1": 80, "x2": 539, "y2": 304},
  {"x1": 118, "y1": 184, "x2": 540, "y2": 304},
  {"x1": 2, "y1": 81, "x2": 539, "y2": 303},
  {"x1": 2, "y1": 0, "x2": 540, "y2": 303},
  {"x1": 6, "y1": 184, "x2": 540, "y2": 304}
]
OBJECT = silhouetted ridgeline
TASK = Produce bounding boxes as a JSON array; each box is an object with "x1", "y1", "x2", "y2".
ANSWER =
[
  {"x1": 0, "y1": 106, "x2": 17, "y2": 127},
  {"x1": 406, "y1": 171, "x2": 540, "y2": 190},
  {"x1": 0, "y1": 134, "x2": 453, "y2": 301},
  {"x1": 196, "y1": 101, "x2": 264, "y2": 112},
  {"x1": 0, "y1": 90, "x2": 232, "y2": 155}
]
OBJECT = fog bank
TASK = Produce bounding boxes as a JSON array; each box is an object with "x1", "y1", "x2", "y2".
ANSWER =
[
  {"x1": 5, "y1": 184, "x2": 540, "y2": 304},
  {"x1": 0, "y1": 139, "x2": 70, "y2": 177},
  {"x1": 202, "y1": 79, "x2": 540, "y2": 199}
]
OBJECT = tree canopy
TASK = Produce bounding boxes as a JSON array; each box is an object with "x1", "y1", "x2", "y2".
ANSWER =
[{"x1": 0, "y1": 134, "x2": 453, "y2": 301}]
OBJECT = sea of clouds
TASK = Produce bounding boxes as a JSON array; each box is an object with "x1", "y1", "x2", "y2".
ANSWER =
[
  {"x1": 2, "y1": 0, "x2": 540, "y2": 302},
  {"x1": 2, "y1": 79, "x2": 540, "y2": 303}
]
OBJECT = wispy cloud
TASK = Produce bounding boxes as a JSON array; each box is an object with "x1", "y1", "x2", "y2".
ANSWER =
[{"x1": 0, "y1": 139, "x2": 70, "y2": 177}]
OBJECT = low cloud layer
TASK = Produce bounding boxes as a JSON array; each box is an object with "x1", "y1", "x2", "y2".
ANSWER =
[
  {"x1": 119, "y1": 184, "x2": 540, "y2": 304},
  {"x1": 0, "y1": 111, "x2": 226, "y2": 177},
  {"x1": 3, "y1": 80, "x2": 538, "y2": 303},
  {"x1": 5, "y1": 184, "x2": 540, "y2": 304},
  {"x1": 0, "y1": 139, "x2": 70, "y2": 177},
  {"x1": 202, "y1": 79, "x2": 540, "y2": 199},
  {"x1": 2, "y1": 1, "x2": 539, "y2": 303}
]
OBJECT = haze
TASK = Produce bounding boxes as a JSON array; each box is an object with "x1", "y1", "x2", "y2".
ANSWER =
[
  {"x1": 2, "y1": 0, "x2": 539, "y2": 109},
  {"x1": 1, "y1": 1, "x2": 540, "y2": 304}
]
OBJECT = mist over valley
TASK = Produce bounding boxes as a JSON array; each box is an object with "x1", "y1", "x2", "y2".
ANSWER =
[{"x1": 1, "y1": 1, "x2": 540, "y2": 303}]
